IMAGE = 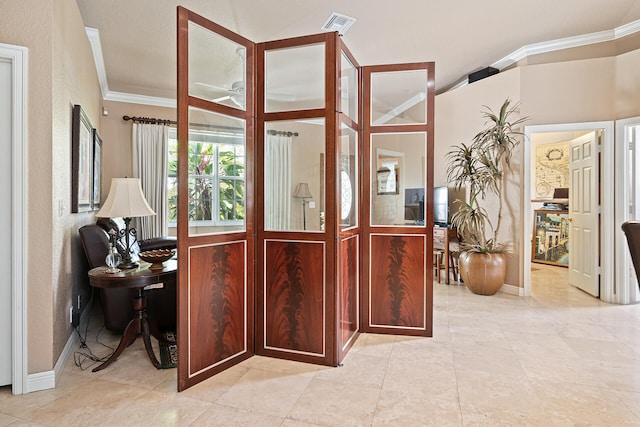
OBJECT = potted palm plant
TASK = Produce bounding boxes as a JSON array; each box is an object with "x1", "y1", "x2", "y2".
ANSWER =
[{"x1": 446, "y1": 99, "x2": 528, "y2": 295}]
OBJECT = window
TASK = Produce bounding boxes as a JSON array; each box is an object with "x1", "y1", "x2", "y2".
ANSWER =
[{"x1": 168, "y1": 129, "x2": 245, "y2": 226}]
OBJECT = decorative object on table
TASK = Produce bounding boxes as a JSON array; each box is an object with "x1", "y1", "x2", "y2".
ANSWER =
[
  {"x1": 139, "y1": 249, "x2": 176, "y2": 271},
  {"x1": 293, "y1": 182, "x2": 312, "y2": 230},
  {"x1": 446, "y1": 99, "x2": 529, "y2": 295},
  {"x1": 104, "y1": 229, "x2": 122, "y2": 273},
  {"x1": 71, "y1": 104, "x2": 94, "y2": 213},
  {"x1": 95, "y1": 178, "x2": 156, "y2": 269}
]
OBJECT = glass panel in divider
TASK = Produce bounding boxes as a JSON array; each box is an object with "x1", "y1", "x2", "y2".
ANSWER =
[
  {"x1": 340, "y1": 53, "x2": 358, "y2": 122},
  {"x1": 370, "y1": 132, "x2": 426, "y2": 227},
  {"x1": 265, "y1": 43, "x2": 325, "y2": 112},
  {"x1": 173, "y1": 107, "x2": 246, "y2": 236},
  {"x1": 264, "y1": 119, "x2": 326, "y2": 232},
  {"x1": 188, "y1": 22, "x2": 247, "y2": 110},
  {"x1": 340, "y1": 124, "x2": 358, "y2": 229},
  {"x1": 370, "y1": 69, "x2": 428, "y2": 126}
]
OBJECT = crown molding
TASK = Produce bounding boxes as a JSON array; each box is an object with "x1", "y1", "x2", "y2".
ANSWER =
[
  {"x1": 87, "y1": 17, "x2": 640, "y2": 101},
  {"x1": 86, "y1": 27, "x2": 176, "y2": 108},
  {"x1": 104, "y1": 91, "x2": 176, "y2": 108},
  {"x1": 446, "y1": 18, "x2": 640, "y2": 93},
  {"x1": 85, "y1": 27, "x2": 109, "y2": 99}
]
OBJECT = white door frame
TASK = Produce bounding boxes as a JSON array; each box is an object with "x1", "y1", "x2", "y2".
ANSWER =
[
  {"x1": 522, "y1": 122, "x2": 614, "y2": 300},
  {"x1": 613, "y1": 117, "x2": 640, "y2": 304},
  {"x1": 0, "y1": 43, "x2": 28, "y2": 395}
]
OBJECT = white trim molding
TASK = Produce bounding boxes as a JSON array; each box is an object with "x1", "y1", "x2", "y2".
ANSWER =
[
  {"x1": 85, "y1": 27, "x2": 176, "y2": 108},
  {"x1": 87, "y1": 19, "x2": 640, "y2": 106},
  {"x1": 500, "y1": 283, "x2": 524, "y2": 297},
  {"x1": 523, "y1": 122, "x2": 615, "y2": 302},
  {"x1": 0, "y1": 42, "x2": 28, "y2": 395},
  {"x1": 448, "y1": 18, "x2": 640, "y2": 92},
  {"x1": 85, "y1": 27, "x2": 109, "y2": 100},
  {"x1": 105, "y1": 90, "x2": 176, "y2": 108},
  {"x1": 613, "y1": 117, "x2": 640, "y2": 304}
]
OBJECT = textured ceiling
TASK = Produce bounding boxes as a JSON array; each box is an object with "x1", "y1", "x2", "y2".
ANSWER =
[{"x1": 76, "y1": 0, "x2": 640, "y2": 99}]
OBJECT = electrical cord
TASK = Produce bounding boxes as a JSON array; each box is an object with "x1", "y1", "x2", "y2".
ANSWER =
[{"x1": 72, "y1": 288, "x2": 116, "y2": 371}]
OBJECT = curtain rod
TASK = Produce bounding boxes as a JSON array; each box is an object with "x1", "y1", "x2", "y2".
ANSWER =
[
  {"x1": 123, "y1": 115, "x2": 175, "y2": 125},
  {"x1": 122, "y1": 115, "x2": 243, "y2": 132},
  {"x1": 267, "y1": 129, "x2": 299, "y2": 137},
  {"x1": 123, "y1": 116, "x2": 299, "y2": 137}
]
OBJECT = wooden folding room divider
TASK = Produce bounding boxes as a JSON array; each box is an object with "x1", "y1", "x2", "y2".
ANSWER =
[{"x1": 177, "y1": 6, "x2": 434, "y2": 391}]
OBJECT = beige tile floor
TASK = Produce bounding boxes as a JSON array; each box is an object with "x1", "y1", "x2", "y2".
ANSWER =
[{"x1": 3, "y1": 264, "x2": 640, "y2": 426}]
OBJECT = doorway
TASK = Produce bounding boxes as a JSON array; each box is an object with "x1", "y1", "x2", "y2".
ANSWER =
[
  {"x1": 614, "y1": 117, "x2": 640, "y2": 304},
  {"x1": 0, "y1": 43, "x2": 27, "y2": 394},
  {"x1": 522, "y1": 122, "x2": 615, "y2": 300}
]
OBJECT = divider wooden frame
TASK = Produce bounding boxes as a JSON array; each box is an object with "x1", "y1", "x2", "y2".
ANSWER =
[
  {"x1": 176, "y1": 7, "x2": 256, "y2": 391},
  {"x1": 361, "y1": 63, "x2": 435, "y2": 337},
  {"x1": 255, "y1": 33, "x2": 341, "y2": 367},
  {"x1": 177, "y1": 6, "x2": 434, "y2": 392}
]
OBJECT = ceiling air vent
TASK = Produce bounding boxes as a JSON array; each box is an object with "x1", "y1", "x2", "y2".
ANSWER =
[{"x1": 321, "y1": 12, "x2": 356, "y2": 36}]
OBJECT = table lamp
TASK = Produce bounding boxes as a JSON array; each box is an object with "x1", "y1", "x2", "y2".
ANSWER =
[
  {"x1": 95, "y1": 178, "x2": 156, "y2": 269},
  {"x1": 293, "y1": 182, "x2": 312, "y2": 230}
]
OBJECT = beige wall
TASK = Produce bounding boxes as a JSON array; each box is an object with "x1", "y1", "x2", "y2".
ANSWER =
[
  {"x1": 615, "y1": 48, "x2": 640, "y2": 119},
  {"x1": 0, "y1": 0, "x2": 55, "y2": 373},
  {"x1": 0, "y1": 0, "x2": 101, "y2": 373},
  {"x1": 520, "y1": 57, "x2": 616, "y2": 125},
  {"x1": 435, "y1": 69, "x2": 522, "y2": 286},
  {"x1": 436, "y1": 48, "x2": 639, "y2": 290},
  {"x1": 101, "y1": 101, "x2": 176, "y2": 190},
  {"x1": 51, "y1": 0, "x2": 102, "y2": 367}
]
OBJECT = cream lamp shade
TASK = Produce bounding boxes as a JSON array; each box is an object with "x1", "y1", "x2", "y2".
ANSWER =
[
  {"x1": 96, "y1": 178, "x2": 156, "y2": 218},
  {"x1": 293, "y1": 182, "x2": 312, "y2": 199}
]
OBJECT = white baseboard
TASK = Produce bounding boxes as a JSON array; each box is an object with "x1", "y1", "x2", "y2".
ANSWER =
[
  {"x1": 500, "y1": 283, "x2": 524, "y2": 296},
  {"x1": 26, "y1": 305, "x2": 89, "y2": 393},
  {"x1": 25, "y1": 370, "x2": 55, "y2": 393}
]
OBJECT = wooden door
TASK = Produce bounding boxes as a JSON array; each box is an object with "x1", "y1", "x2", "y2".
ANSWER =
[
  {"x1": 361, "y1": 63, "x2": 434, "y2": 336},
  {"x1": 568, "y1": 131, "x2": 599, "y2": 296},
  {"x1": 176, "y1": 7, "x2": 255, "y2": 391}
]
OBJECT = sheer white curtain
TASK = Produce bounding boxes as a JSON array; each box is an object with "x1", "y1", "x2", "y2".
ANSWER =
[
  {"x1": 265, "y1": 134, "x2": 292, "y2": 230},
  {"x1": 132, "y1": 123, "x2": 169, "y2": 239}
]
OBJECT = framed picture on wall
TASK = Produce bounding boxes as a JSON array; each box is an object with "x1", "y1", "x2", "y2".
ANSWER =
[
  {"x1": 92, "y1": 129, "x2": 102, "y2": 210},
  {"x1": 71, "y1": 104, "x2": 93, "y2": 213}
]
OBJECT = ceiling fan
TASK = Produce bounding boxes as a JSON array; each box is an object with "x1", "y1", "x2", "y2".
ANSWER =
[{"x1": 194, "y1": 80, "x2": 296, "y2": 108}]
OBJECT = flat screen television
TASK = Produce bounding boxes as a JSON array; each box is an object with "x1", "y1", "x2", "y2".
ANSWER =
[{"x1": 434, "y1": 186, "x2": 449, "y2": 226}]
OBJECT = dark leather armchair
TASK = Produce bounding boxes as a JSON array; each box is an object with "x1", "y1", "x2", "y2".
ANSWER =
[
  {"x1": 622, "y1": 221, "x2": 640, "y2": 286},
  {"x1": 79, "y1": 220, "x2": 177, "y2": 333}
]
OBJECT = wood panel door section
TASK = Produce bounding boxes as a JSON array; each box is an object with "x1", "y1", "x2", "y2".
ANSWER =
[
  {"x1": 262, "y1": 240, "x2": 326, "y2": 358},
  {"x1": 187, "y1": 241, "x2": 248, "y2": 375},
  {"x1": 338, "y1": 235, "x2": 359, "y2": 361},
  {"x1": 568, "y1": 131, "x2": 599, "y2": 296},
  {"x1": 369, "y1": 234, "x2": 427, "y2": 331},
  {"x1": 177, "y1": 7, "x2": 255, "y2": 391}
]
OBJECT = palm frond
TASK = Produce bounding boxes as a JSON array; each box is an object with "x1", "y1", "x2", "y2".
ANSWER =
[{"x1": 445, "y1": 99, "x2": 529, "y2": 253}]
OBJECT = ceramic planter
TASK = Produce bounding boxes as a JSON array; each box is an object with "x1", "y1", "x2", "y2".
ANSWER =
[{"x1": 458, "y1": 252, "x2": 507, "y2": 295}]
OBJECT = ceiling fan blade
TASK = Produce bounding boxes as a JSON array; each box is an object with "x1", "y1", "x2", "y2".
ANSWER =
[
  {"x1": 230, "y1": 96, "x2": 244, "y2": 108},
  {"x1": 194, "y1": 82, "x2": 233, "y2": 94},
  {"x1": 212, "y1": 95, "x2": 232, "y2": 103},
  {"x1": 267, "y1": 92, "x2": 296, "y2": 102}
]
